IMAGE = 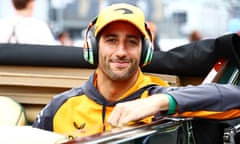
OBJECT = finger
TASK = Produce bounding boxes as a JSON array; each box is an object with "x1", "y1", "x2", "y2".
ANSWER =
[
  {"x1": 119, "y1": 112, "x2": 139, "y2": 126},
  {"x1": 108, "y1": 105, "x2": 122, "y2": 127},
  {"x1": 114, "y1": 107, "x2": 136, "y2": 127}
]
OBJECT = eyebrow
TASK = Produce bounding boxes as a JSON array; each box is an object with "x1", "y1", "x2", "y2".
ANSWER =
[{"x1": 104, "y1": 33, "x2": 140, "y2": 40}]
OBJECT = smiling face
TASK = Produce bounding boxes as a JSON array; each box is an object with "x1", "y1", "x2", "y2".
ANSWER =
[{"x1": 98, "y1": 21, "x2": 142, "y2": 81}]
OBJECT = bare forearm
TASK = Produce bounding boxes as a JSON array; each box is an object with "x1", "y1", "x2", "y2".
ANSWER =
[{"x1": 108, "y1": 94, "x2": 169, "y2": 127}]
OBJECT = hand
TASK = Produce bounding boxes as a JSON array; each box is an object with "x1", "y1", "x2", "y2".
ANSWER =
[{"x1": 108, "y1": 94, "x2": 169, "y2": 127}]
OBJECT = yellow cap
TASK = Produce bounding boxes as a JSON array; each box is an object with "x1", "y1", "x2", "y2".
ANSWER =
[{"x1": 94, "y1": 3, "x2": 149, "y2": 39}]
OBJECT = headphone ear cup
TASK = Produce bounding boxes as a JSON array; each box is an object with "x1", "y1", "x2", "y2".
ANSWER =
[
  {"x1": 141, "y1": 38, "x2": 153, "y2": 67},
  {"x1": 84, "y1": 33, "x2": 98, "y2": 65}
]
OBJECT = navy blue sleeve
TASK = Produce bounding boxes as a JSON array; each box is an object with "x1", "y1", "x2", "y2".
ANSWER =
[{"x1": 166, "y1": 83, "x2": 240, "y2": 113}]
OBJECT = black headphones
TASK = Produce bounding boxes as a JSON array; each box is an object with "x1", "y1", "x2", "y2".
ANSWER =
[{"x1": 83, "y1": 17, "x2": 154, "y2": 67}]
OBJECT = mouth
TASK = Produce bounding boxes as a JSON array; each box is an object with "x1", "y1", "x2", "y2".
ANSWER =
[{"x1": 111, "y1": 60, "x2": 130, "y2": 69}]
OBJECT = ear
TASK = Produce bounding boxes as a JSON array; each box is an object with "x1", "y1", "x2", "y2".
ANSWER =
[{"x1": 27, "y1": 0, "x2": 35, "y2": 14}]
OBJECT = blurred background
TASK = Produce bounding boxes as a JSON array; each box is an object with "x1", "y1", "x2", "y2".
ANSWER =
[{"x1": 1, "y1": 0, "x2": 240, "y2": 51}]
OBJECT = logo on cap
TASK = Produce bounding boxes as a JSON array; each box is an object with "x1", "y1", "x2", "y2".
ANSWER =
[{"x1": 114, "y1": 8, "x2": 133, "y2": 14}]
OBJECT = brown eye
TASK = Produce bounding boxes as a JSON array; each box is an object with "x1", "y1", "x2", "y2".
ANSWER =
[
  {"x1": 107, "y1": 38, "x2": 116, "y2": 43},
  {"x1": 129, "y1": 39, "x2": 138, "y2": 45},
  {"x1": 127, "y1": 38, "x2": 139, "y2": 47}
]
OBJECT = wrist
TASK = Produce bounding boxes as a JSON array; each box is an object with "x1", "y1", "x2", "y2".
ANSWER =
[{"x1": 166, "y1": 94, "x2": 177, "y2": 114}]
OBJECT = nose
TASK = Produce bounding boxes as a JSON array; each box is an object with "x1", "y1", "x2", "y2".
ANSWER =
[{"x1": 115, "y1": 42, "x2": 127, "y2": 57}]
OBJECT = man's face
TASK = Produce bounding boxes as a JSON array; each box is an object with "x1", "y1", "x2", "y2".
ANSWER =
[{"x1": 98, "y1": 21, "x2": 142, "y2": 81}]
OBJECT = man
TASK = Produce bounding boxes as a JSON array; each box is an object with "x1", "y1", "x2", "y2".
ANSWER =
[
  {"x1": 0, "y1": 0, "x2": 56, "y2": 45},
  {"x1": 33, "y1": 3, "x2": 169, "y2": 136},
  {"x1": 33, "y1": 3, "x2": 240, "y2": 143}
]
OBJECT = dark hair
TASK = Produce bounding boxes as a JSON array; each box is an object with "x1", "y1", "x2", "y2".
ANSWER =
[
  {"x1": 12, "y1": 0, "x2": 34, "y2": 10},
  {"x1": 189, "y1": 30, "x2": 202, "y2": 42}
]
